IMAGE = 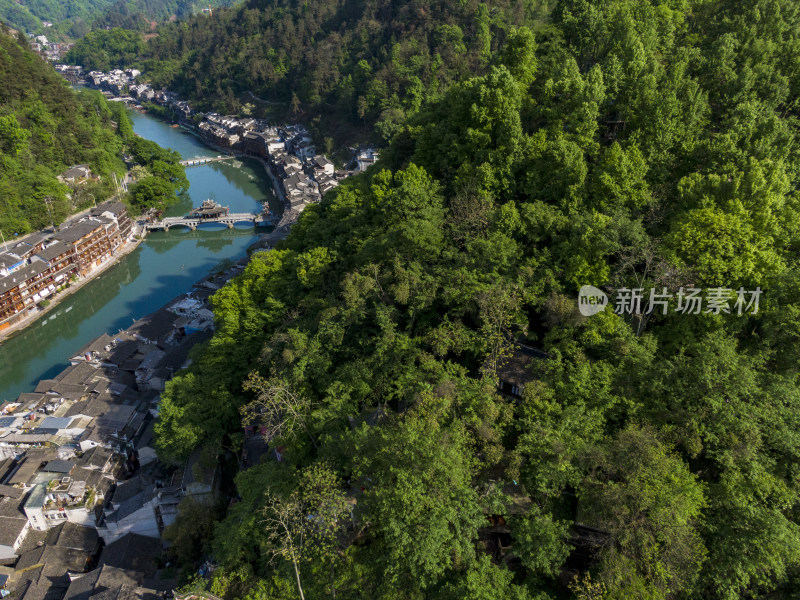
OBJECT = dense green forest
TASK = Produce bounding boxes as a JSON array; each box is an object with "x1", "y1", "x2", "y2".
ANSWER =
[
  {"x1": 137, "y1": 0, "x2": 549, "y2": 138},
  {"x1": 65, "y1": 27, "x2": 146, "y2": 71},
  {"x1": 0, "y1": 26, "x2": 127, "y2": 234},
  {"x1": 0, "y1": 0, "x2": 112, "y2": 39},
  {"x1": 0, "y1": 0, "x2": 236, "y2": 41},
  {"x1": 149, "y1": 0, "x2": 800, "y2": 599},
  {"x1": 0, "y1": 0, "x2": 43, "y2": 35},
  {"x1": 91, "y1": 0, "x2": 238, "y2": 32}
]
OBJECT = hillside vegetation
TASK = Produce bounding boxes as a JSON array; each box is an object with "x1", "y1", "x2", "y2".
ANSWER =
[
  {"x1": 0, "y1": 0, "x2": 237, "y2": 41},
  {"x1": 65, "y1": 27, "x2": 146, "y2": 71},
  {"x1": 125, "y1": 0, "x2": 549, "y2": 139},
  {"x1": 0, "y1": 27, "x2": 187, "y2": 233},
  {"x1": 0, "y1": 26, "x2": 126, "y2": 233},
  {"x1": 152, "y1": 0, "x2": 800, "y2": 599}
]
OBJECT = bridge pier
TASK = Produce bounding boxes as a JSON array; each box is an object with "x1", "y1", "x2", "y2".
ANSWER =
[
  {"x1": 227, "y1": 222, "x2": 234, "y2": 229},
  {"x1": 190, "y1": 224, "x2": 196, "y2": 231}
]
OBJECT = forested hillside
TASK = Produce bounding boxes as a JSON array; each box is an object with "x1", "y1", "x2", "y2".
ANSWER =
[
  {"x1": 0, "y1": 0, "x2": 110, "y2": 38},
  {"x1": 90, "y1": 0, "x2": 239, "y2": 32},
  {"x1": 152, "y1": 0, "x2": 800, "y2": 599},
  {"x1": 0, "y1": 0, "x2": 236, "y2": 41},
  {"x1": 0, "y1": 0, "x2": 43, "y2": 34},
  {"x1": 135, "y1": 0, "x2": 546, "y2": 139},
  {"x1": 0, "y1": 26, "x2": 127, "y2": 233},
  {"x1": 65, "y1": 27, "x2": 146, "y2": 71},
  {"x1": 0, "y1": 26, "x2": 186, "y2": 233}
]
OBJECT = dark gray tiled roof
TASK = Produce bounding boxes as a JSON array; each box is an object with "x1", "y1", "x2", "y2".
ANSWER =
[
  {"x1": 54, "y1": 363, "x2": 97, "y2": 386},
  {"x1": 0, "y1": 253, "x2": 22, "y2": 269},
  {"x1": 16, "y1": 544, "x2": 90, "y2": 576},
  {"x1": 53, "y1": 221, "x2": 103, "y2": 245},
  {"x1": 42, "y1": 460, "x2": 75, "y2": 474},
  {"x1": 16, "y1": 579, "x2": 67, "y2": 600},
  {"x1": 0, "y1": 515, "x2": 27, "y2": 546},
  {"x1": 43, "y1": 383, "x2": 89, "y2": 401},
  {"x1": 36, "y1": 242, "x2": 73, "y2": 263},
  {"x1": 16, "y1": 392, "x2": 46, "y2": 406},
  {"x1": 63, "y1": 565, "x2": 140, "y2": 600},
  {"x1": 44, "y1": 522, "x2": 99, "y2": 552},
  {"x1": 15, "y1": 526, "x2": 48, "y2": 554},
  {"x1": 100, "y1": 534, "x2": 161, "y2": 579},
  {"x1": 0, "y1": 275, "x2": 21, "y2": 295},
  {"x1": 0, "y1": 485, "x2": 21, "y2": 499},
  {"x1": 90, "y1": 202, "x2": 127, "y2": 218},
  {"x1": 125, "y1": 310, "x2": 179, "y2": 345},
  {"x1": 64, "y1": 401, "x2": 90, "y2": 418},
  {"x1": 108, "y1": 476, "x2": 148, "y2": 505},
  {"x1": 72, "y1": 334, "x2": 114, "y2": 359},
  {"x1": 106, "y1": 485, "x2": 155, "y2": 523},
  {"x1": 61, "y1": 166, "x2": 90, "y2": 179},
  {"x1": 0, "y1": 261, "x2": 49, "y2": 294},
  {"x1": 33, "y1": 380, "x2": 59, "y2": 394}
]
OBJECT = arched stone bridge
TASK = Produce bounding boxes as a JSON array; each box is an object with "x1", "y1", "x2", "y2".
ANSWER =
[
  {"x1": 145, "y1": 212, "x2": 262, "y2": 231},
  {"x1": 179, "y1": 156, "x2": 236, "y2": 167}
]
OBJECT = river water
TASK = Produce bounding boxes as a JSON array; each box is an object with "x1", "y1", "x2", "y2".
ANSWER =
[{"x1": 0, "y1": 110, "x2": 279, "y2": 402}]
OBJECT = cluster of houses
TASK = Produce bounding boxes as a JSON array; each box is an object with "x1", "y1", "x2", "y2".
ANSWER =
[
  {"x1": 248, "y1": 124, "x2": 346, "y2": 213},
  {"x1": 29, "y1": 35, "x2": 71, "y2": 62},
  {"x1": 57, "y1": 165, "x2": 95, "y2": 186},
  {"x1": 0, "y1": 202, "x2": 134, "y2": 334},
  {"x1": 84, "y1": 69, "x2": 142, "y2": 97},
  {"x1": 0, "y1": 267, "x2": 237, "y2": 600},
  {"x1": 53, "y1": 64, "x2": 83, "y2": 84},
  {"x1": 191, "y1": 113, "x2": 372, "y2": 214},
  {"x1": 129, "y1": 84, "x2": 177, "y2": 109}
]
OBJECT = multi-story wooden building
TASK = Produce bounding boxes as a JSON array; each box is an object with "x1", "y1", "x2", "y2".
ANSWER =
[
  {"x1": 0, "y1": 203, "x2": 134, "y2": 332},
  {"x1": 91, "y1": 202, "x2": 133, "y2": 242},
  {"x1": 54, "y1": 220, "x2": 114, "y2": 276}
]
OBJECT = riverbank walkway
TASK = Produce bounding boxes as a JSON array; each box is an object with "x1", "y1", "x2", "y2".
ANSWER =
[{"x1": 146, "y1": 212, "x2": 262, "y2": 231}]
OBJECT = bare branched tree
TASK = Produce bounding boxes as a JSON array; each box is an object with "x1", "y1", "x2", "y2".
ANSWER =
[
  {"x1": 611, "y1": 238, "x2": 694, "y2": 336},
  {"x1": 263, "y1": 492, "x2": 309, "y2": 600},
  {"x1": 261, "y1": 465, "x2": 352, "y2": 600},
  {"x1": 448, "y1": 177, "x2": 492, "y2": 246},
  {"x1": 242, "y1": 373, "x2": 318, "y2": 450},
  {"x1": 478, "y1": 285, "x2": 522, "y2": 379}
]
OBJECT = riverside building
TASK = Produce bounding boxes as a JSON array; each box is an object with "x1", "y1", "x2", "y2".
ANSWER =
[{"x1": 0, "y1": 202, "x2": 134, "y2": 333}]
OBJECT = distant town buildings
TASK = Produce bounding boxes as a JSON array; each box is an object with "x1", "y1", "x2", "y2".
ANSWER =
[
  {"x1": 53, "y1": 64, "x2": 83, "y2": 83},
  {"x1": 65, "y1": 66, "x2": 380, "y2": 215},
  {"x1": 84, "y1": 69, "x2": 142, "y2": 96},
  {"x1": 29, "y1": 35, "x2": 72, "y2": 62}
]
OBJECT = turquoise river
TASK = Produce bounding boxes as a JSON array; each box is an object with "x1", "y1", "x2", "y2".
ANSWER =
[{"x1": 0, "y1": 109, "x2": 280, "y2": 401}]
